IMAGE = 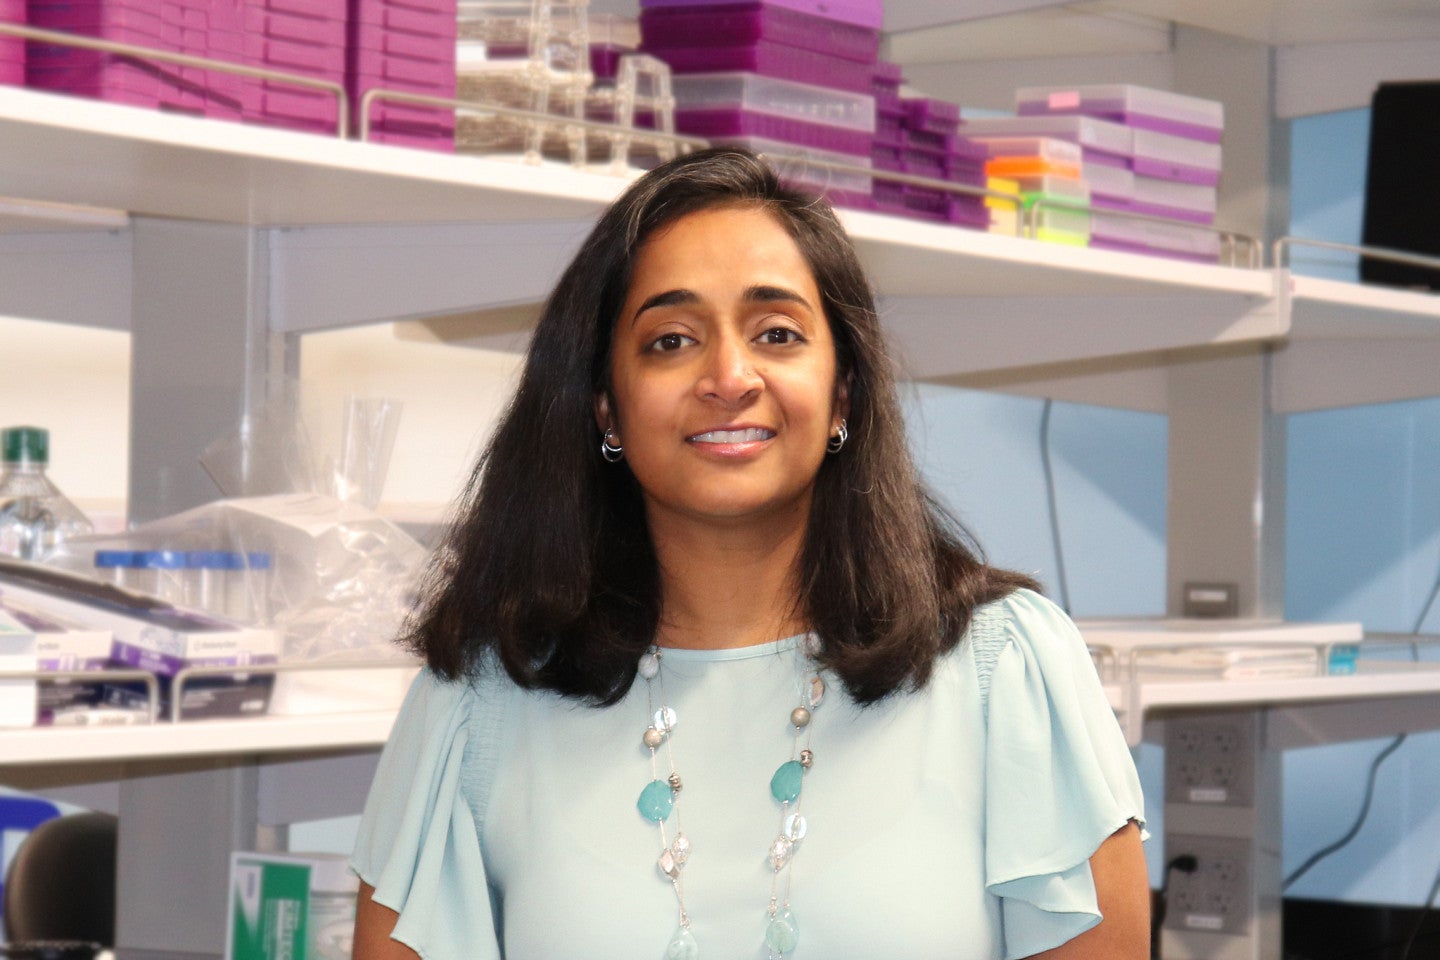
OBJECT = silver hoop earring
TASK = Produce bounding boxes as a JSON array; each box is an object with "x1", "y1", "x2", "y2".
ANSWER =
[
  {"x1": 826, "y1": 419, "x2": 848, "y2": 455},
  {"x1": 601, "y1": 429, "x2": 625, "y2": 463}
]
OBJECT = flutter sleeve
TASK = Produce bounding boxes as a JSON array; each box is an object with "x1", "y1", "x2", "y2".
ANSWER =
[
  {"x1": 971, "y1": 588, "x2": 1147, "y2": 960},
  {"x1": 350, "y1": 667, "x2": 504, "y2": 960}
]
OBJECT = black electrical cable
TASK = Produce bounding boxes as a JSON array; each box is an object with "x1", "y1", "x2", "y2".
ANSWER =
[
  {"x1": 1398, "y1": 860, "x2": 1440, "y2": 960},
  {"x1": 1283, "y1": 559, "x2": 1440, "y2": 893},
  {"x1": 1282, "y1": 732, "x2": 1407, "y2": 890},
  {"x1": 1038, "y1": 398, "x2": 1071, "y2": 614}
]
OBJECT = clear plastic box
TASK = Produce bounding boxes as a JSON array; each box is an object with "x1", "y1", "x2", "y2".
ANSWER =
[
  {"x1": 670, "y1": 72, "x2": 875, "y2": 132},
  {"x1": 1082, "y1": 160, "x2": 1135, "y2": 202},
  {"x1": 707, "y1": 134, "x2": 872, "y2": 194},
  {"x1": 960, "y1": 114, "x2": 1132, "y2": 163},
  {"x1": 1090, "y1": 210, "x2": 1222, "y2": 261},
  {"x1": 1132, "y1": 173, "x2": 1218, "y2": 218},
  {"x1": 1016, "y1": 83, "x2": 1223, "y2": 143},
  {"x1": 1131, "y1": 126, "x2": 1222, "y2": 185}
]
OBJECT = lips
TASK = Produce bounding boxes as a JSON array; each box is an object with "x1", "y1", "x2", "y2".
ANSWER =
[{"x1": 688, "y1": 427, "x2": 776, "y2": 443}]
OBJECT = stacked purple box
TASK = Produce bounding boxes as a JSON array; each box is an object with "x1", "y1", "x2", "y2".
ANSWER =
[
  {"x1": 641, "y1": 0, "x2": 882, "y2": 209},
  {"x1": 1014, "y1": 84, "x2": 1224, "y2": 262},
  {"x1": 872, "y1": 93, "x2": 988, "y2": 229},
  {"x1": 196, "y1": 0, "x2": 348, "y2": 132},
  {"x1": 348, "y1": 0, "x2": 456, "y2": 150},
  {"x1": 0, "y1": 0, "x2": 24, "y2": 86},
  {"x1": 25, "y1": 1, "x2": 200, "y2": 113}
]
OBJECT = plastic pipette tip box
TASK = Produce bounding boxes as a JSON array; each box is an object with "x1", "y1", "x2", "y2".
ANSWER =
[
  {"x1": 641, "y1": 41, "x2": 873, "y2": 94},
  {"x1": 1016, "y1": 83, "x2": 1224, "y2": 144},
  {"x1": 705, "y1": 133, "x2": 872, "y2": 192},
  {"x1": 640, "y1": 0, "x2": 883, "y2": 31},
  {"x1": 960, "y1": 113, "x2": 1133, "y2": 165},
  {"x1": 639, "y1": 4, "x2": 880, "y2": 64},
  {"x1": 901, "y1": 96, "x2": 960, "y2": 135},
  {"x1": 675, "y1": 107, "x2": 873, "y2": 154},
  {"x1": 670, "y1": 72, "x2": 876, "y2": 133}
]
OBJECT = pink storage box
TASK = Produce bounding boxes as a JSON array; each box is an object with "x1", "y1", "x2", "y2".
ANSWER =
[
  {"x1": 638, "y1": 4, "x2": 881, "y2": 64},
  {"x1": 27, "y1": 3, "x2": 164, "y2": 36},
  {"x1": 640, "y1": 0, "x2": 883, "y2": 31},
  {"x1": 249, "y1": 79, "x2": 339, "y2": 132},
  {"x1": 207, "y1": 30, "x2": 345, "y2": 76},
  {"x1": 350, "y1": 22, "x2": 452, "y2": 58},
  {"x1": 643, "y1": 41, "x2": 872, "y2": 94},
  {"x1": 26, "y1": 58, "x2": 206, "y2": 112},
  {"x1": 0, "y1": 0, "x2": 23, "y2": 84},
  {"x1": 349, "y1": 45, "x2": 451, "y2": 82},
  {"x1": 675, "y1": 108, "x2": 871, "y2": 155},
  {"x1": 902, "y1": 96, "x2": 959, "y2": 135},
  {"x1": 351, "y1": 0, "x2": 454, "y2": 30}
]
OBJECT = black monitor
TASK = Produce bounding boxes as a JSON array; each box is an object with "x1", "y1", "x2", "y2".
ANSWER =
[{"x1": 1360, "y1": 80, "x2": 1440, "y2": 291}]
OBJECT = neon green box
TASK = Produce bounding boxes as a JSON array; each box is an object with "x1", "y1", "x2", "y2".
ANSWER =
[{"x1": 225, "y1": 852, "x2": 358, "y2": 960}]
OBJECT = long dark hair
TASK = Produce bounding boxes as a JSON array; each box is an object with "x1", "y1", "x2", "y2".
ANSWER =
[{"x1": 409, "y1": 148, "x2": 1037, "y2": 704}]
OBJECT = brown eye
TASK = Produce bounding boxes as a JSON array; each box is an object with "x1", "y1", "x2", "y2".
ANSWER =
[
  {"x1": 760, "y1": 327, "x2": 803, "y2": 345},
  {"x1": 649, "y1": 333, "x2": 694, "y2": 352}
]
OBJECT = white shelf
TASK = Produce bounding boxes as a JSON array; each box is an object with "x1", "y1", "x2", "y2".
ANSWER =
[
  {"x1": 0, "y1": 709, "x2": 398, "y2": 765},
  {"x1": 1105, "y1": 660, "x2": 1440, "y2": 746}
]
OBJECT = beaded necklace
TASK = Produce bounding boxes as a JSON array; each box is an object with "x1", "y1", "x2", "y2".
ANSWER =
[{"x1": 635, "y1": 636, "x2": 826, "y2": 960}]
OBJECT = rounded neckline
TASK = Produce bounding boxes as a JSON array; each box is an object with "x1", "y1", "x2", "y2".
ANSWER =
[{"x1": 655, "y1": 633, "x2": 807, "y2": 662}]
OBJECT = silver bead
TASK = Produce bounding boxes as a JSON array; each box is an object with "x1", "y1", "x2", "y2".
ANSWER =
[
  {"x1": 654, "y1": 705, "x2": 678, "y2": 732},
  {"x1": 808, "y1": 676, "x2": 825, "y2": 708},
  {"x1": 668, "y1": 772, "x2": 683, "y2": 792},
  {"x1": 670, "y1": 832, "x2": 692, "y2": 865},
  {"x1": 639, "y1": 651, "x2": 661, "y2": 680},
  {"x1": 790, "y1": 706, "x2": 811, "y2": 729},
  {"x1": 769, "y1": 836, "x2": 793, "y2": 871},
  {"x1": 799, "y1": 748, "x2": 813, "y2": 769},
  {"x1": 658, "y1": 848, "x2": 681, "y2": 880},
  {"x1": 784, "y1": 813, "x2": 808, "y2": 843},
  {"x1": 643, "y1": 727, "x2": 665, "y2": 749}
]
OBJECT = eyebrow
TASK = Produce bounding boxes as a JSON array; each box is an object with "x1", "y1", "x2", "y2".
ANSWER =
[{"x1": 631, "y1": 284, "x2": 814, "y2": 324}]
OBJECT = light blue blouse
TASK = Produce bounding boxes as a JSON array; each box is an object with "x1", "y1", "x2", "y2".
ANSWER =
[{"x1": 351, "y1": 589, "x2": 1146, "y2": 960}]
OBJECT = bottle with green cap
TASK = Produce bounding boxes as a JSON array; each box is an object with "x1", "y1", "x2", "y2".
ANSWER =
[{"x1": 0, "y1": 426, "x2": 94, "y2": 561}]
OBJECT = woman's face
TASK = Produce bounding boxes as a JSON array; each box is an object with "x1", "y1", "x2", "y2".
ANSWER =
[{"x1": 598, "y1": 204, "x2": 847, "y2": 529}]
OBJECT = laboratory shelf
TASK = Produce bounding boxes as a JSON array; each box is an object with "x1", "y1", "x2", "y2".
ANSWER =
[
  {"x1": 1104, "y1": 659, "x2": 1440, "y2": 747},
  {"x1": 0, "y1": 709, "x2": 399, "y2": 766}
]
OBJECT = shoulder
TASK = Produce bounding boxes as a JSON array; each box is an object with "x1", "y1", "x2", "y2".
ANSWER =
[{"x1": 966, "y1": 587, "x2": 1086, "y2": 709}]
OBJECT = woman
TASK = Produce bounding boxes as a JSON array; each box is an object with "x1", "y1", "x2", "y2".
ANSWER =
[{"x1": 352, "y1": 148, "x2": 1148, "y2": 960}]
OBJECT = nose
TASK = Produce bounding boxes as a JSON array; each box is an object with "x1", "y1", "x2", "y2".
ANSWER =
[{"x1": 696, "y1": 331, "x2": 762, "y2": 405}]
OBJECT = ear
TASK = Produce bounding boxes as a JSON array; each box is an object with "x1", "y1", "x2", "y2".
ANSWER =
[
  {"x1": 832, "y1": 373, "x2": 851, "y2": 427},
  {"x1": 595, "y1": 392, "x2": 616, "y2": 439}
]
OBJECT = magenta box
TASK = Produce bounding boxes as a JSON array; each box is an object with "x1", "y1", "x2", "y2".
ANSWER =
[
  {"x1": 639, "y1": 4, "x2": 880, "y2": 64},
  {"x1": 349, "y1": 49, "x2": 450, "y2": 85},
  {"x1": 249, "y1": 0, "x2": 347, "y2": 19},
  {"x1": 675, "y1": 108, "x2": 871, "y2": 155},
  {"x1": 351, "y1": 5, "x2": 455, "y2": 38},
  {"x1": 207, "y1": 31, "x2": 345, "y2": 77},
  {"x1": 872, "y1": 58, "x2": 901, "y2": 89},
  {"x1": 1129, "y1": 156, "x2": 1220, "y2": 186},
  {"x1": 590, "y1": 43, "x2": 629, "y2": 81},
  {"x1": 27, "y1": 60, "x2": 207, "y2": 111},
  {"x1": 27, "y1": 4, "x2": 164, "y2": 36},
  {"x1": 351, "y1": 22, "x2": 453, "y2": 57},
  {"x1": 643, "y1": 41, "x2": 872, "y2": 94},
  {"x1": 871, "y1": 140, "x2": 901, "y2": 170},
  {"x1": 902, "y1": 96, "x2": 959, "y2": 134},
  {"x1": 250, "y1": 79, "x2": 338, "y2": 130},
  {"x1": 640, "y1": 0, "x2": 882, "y2": 30},
  {"x1": 1092, "y1": 195, "x2": 1214, "y2": 225}
]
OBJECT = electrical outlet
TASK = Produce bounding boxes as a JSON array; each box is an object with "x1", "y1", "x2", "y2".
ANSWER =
[
  {"x1": 1165, "y1": 833, "x2": 1254, "y2": 935},
  {"x1": 1165, "y1": 718, "x2": 1255, "y2": 806}
]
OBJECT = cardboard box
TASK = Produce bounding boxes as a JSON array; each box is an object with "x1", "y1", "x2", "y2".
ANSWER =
[{"x1": 226, "y1": 852, "x2": 358, "y2": 960}]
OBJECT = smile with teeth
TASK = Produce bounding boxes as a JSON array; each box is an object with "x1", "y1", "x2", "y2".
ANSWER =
[{"x1": 689, "y1": 427, "x2": 775, "y2": 443}]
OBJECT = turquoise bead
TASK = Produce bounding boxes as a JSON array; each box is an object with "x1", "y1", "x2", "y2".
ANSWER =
[
  {"x1": 638, "y1": 779, "x2": 675, "y2": 822},
  {"x1": 770, "y1": 759, "x2": 804, "y2": 803},
  {"x1": 664, "y1": 925, "x2": 698, "y2": 959},
  {"x1": 764, "y1": 908, "x2": 799, "y2": 954}
]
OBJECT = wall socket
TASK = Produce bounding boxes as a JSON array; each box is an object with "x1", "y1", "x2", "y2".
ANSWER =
[
  {"x1": 1162, "y1": 714, "x2": 1282, "y2": 960},
  {"x1": 1165, "y1": 718, "x2": 1255, "y2": 807},
  {"x1": 1164, "y1": 833, "x2": 1255, "y2": 935}
]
